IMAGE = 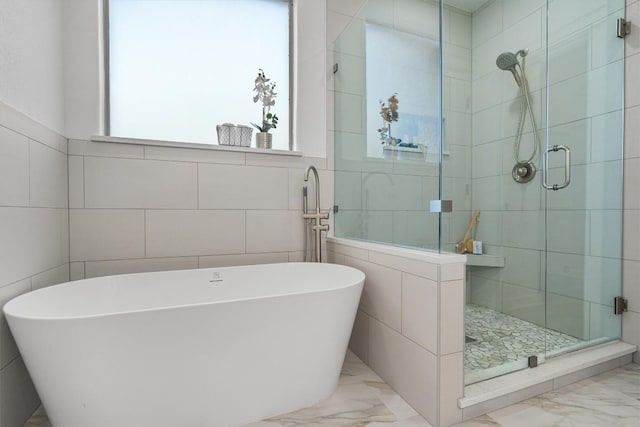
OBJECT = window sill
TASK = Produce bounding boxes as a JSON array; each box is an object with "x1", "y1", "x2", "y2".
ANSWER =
[{"x1": 90, "y1": 135, "x2": 303, "y2": 157}]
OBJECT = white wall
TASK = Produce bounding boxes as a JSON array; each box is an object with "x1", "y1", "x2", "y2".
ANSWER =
[
  {"x1": 0, "y1": 0, "x2": 66, "y2": 134},
  {"x1": 0, "y1": 3, "x2": 69, "y2": 426}
]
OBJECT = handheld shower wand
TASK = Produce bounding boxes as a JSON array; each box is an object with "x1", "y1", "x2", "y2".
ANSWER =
[{"x1": 496, "y1": 52, "x2": 522, "y2": 87}]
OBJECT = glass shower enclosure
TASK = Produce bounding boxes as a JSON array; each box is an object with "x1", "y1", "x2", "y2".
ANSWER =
[{"x1": 333, "y1": 0, "x2": 626, "y2": 385}]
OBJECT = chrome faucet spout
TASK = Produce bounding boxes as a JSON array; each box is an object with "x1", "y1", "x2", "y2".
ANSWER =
[{"x1": 304, "y1": 165, "x2": 321, "y2": 214}]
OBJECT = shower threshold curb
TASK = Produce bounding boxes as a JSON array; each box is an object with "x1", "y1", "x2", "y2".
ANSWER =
[{"x1": 459, "y1": 340, "x2": 635, "y2": 410}]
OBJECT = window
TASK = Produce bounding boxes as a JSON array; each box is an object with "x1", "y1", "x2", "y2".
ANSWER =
[{"x1": 107, "y1": 0, "x2": 291, "y2": 150}]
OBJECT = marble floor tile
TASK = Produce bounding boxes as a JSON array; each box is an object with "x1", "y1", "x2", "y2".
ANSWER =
[{"x1": 455, "y1": 363, "x2": 640, "y2": 427}]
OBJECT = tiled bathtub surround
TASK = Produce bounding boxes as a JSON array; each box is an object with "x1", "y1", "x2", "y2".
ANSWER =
[
  {"x1": 67, "y1": 139, "x2": 333, "y2": 280},
  {"x1": 0, "y1": 101, "x2": 69, "y2": 425},
  {"x1": 327, "y1": 236, "x2": 466, "y2": 427}
]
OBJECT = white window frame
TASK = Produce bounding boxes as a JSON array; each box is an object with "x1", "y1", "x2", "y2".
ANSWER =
[{"x1": 103, "y1": 0, "x2": 294, "y2": 151}]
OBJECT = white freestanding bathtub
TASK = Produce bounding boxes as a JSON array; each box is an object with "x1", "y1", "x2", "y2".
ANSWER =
[{"x1": 4, "y1": 262, "x2": 364, "y2": 427}]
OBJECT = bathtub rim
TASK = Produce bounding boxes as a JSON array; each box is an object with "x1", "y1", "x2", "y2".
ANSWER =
[{"x1": 3, "y1": 262, "x2": 365, "y2": 322}]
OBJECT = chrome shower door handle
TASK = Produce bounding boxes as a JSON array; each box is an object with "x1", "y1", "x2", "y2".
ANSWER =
[{"x1": 543, "y1": 145, "x2": 571, "y2": 191}]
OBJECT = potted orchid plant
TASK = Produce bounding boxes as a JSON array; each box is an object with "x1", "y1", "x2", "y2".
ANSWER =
[
  {"x1": 378, "y1": 93, "x2": 399, "y2": 145},
  {"x1": 252, "y1": 69, "x2": 279, "y2": 148}
]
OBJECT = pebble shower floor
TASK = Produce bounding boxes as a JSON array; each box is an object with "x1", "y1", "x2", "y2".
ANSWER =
[{"x1": 465, "y1": 304, "x2": 586, "y2": 384}]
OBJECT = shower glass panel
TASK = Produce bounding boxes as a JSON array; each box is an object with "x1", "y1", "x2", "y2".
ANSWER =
[
  {"x1": 544, "y1": 0, "x2": 625, "y2": 357},
  {"x1": 455, "y1": 0, "x2": 625, "y2": 385},
  {"x1": 333, "y1": 1, "x2": 442, "y2": 251}
]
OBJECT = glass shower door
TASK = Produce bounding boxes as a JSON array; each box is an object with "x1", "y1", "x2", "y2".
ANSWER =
[{"x1": 544, "y1": 0, "x2": 625, "y2": 358}]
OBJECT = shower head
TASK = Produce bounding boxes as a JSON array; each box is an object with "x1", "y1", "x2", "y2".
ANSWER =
[{"x1": 496, "y1": 51, "x2": 522, "y2": 87}]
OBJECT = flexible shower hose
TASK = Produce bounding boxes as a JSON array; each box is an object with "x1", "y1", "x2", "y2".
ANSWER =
[{"x1": 513, "y1": 55, "x2": 541, "y2": 164}]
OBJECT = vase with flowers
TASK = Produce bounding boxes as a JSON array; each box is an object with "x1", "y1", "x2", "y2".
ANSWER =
[
  {"x1": 251, "y1": 69, "x2": 279, "y2": 149},
  {"x1": 378, "y1": 93, "x2": 399, "y2": 145}
]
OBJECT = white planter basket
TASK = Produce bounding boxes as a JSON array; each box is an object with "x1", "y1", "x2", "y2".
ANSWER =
[{"x1": 216, "y1": 123, "x2": 253, "y2": 147}]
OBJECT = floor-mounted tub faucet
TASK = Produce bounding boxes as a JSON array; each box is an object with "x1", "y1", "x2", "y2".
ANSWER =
[{"x1": 303, "y1": 166, "x2": 330, "y2": 262}]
